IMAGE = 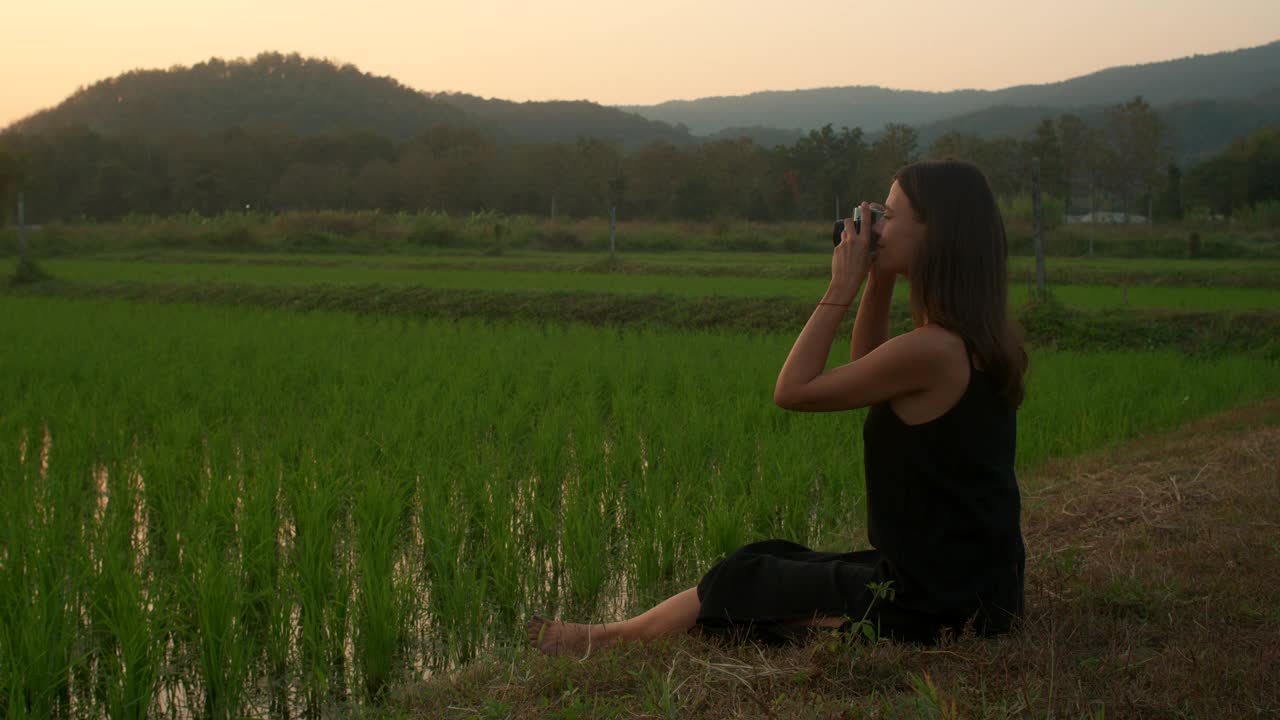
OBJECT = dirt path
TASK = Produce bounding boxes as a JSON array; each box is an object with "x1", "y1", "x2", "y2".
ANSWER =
[{"x1": 396, "y1": 400, "x2": 1280, "y2": 719}]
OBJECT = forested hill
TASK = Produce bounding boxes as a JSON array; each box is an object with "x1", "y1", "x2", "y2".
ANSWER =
[
  {"x1": 8, "y1": 44, "x2": 1279, "y2": 157},
  {"x1": 4, "y1": 52, "x2": 695, "y2": 147},
  {"x1": 431, "y1": 93, "x2": 694, "y2": 146},
  {"x1": 909, "y1": 88, "x2": 1280, "y2": 165},
  {"x1": 619, "y1": 40, "x2": 1280, "y2": 135},
  {"x1": 7, "y1": 54, "x2": 466, "y2": 140}
]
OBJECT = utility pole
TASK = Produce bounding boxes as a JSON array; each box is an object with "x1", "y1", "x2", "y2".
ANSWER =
[
  {"x1": 17, "y1": 192, "x2": 26, "y2": 272},
  {"x1": 608, "y1": 206, "x2": 617, "y2": 259},
  {"x1": 1032, "y1": 158, "x2": 1046, "y2": 298},
  {"x1": 1088, "y1": 187, "x2": 1095, "y2": 256}
]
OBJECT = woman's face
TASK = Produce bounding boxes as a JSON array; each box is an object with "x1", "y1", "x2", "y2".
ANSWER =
[{"x1": 871, "y1": 180, "x2": 926, "y2": 277}]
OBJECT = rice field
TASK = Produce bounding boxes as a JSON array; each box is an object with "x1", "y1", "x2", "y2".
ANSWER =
[{"x1": 2, "y1": 296, "x2": 1277, "y2": 718}]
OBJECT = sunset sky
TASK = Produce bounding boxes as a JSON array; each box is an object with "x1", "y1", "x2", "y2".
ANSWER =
[{"x1": 3, "y1": 1, "x2": 1278, "y2": 128}]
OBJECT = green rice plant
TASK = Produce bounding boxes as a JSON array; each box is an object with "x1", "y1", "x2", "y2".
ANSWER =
[
  {"x1": 285, "y1": 460, "x2": 348, "y2": 718},
  {"x1": 470, "y1": 464, "x2": 522, "y2": 643},
  {"x1": 0, "y1": 428, "x2": 77, "y2": 719},
  {"x1": 234, "y1": 454, "x2": 292, "y2": 717},
  {"x1": 86, "y1": 455, "x2": 164, "y2": 720},
  {"x1": 184, "y1": 432, "x2": 254, "y2": 720},
  {"x1": 416, "y1": 469, "x2": 489, "y2": 669},
  {"x1": 186, "y1": 551, "x2": 250, "y2": 720},
  {"x1": 352, "y1": 465, "x2": 414, "y2": 702},
  {"x1": 1, "y1": 420, "x2": 94, "y2": 720}
]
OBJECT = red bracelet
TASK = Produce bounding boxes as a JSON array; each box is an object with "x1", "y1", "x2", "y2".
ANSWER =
[{"x1": 817, "y1": 301, "x2": 850, "y2": 308}]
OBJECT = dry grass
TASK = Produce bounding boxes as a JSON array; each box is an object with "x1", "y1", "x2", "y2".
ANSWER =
[{"x1": 392, "y1": 400, "x2": 1280, "y2": 719}]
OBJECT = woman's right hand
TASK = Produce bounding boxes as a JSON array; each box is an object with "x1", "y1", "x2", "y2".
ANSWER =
[{"x1": 866, "y1": 211, "x2": 896, "y2": 283}]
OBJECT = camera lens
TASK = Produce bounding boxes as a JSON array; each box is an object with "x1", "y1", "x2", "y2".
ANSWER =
[
  {"x1": 831, "y1": 218, "x2": 861, "y2": 246},
  {"x1": 832, "y1": 205, "x2": 883, "y2": 246}
]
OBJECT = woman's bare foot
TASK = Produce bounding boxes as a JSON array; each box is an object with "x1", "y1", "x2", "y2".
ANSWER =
[{"x1": 526, "y1": 614, "x2": 606, "y2": 657}]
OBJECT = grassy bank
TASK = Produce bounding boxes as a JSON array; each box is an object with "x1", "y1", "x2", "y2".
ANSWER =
[
  {"x1": 22, "y1": 258, "x2": 1280, "y2": 311},
  {"x1": 8, "y1": 279, "x2": 1280, "y2": 355},
  {"x1": 2, "y1": 210, "x2": 1277, "y2": 259},
  {"x1": 62, "y1": 249, "x2": 1280, "y2": 288}
]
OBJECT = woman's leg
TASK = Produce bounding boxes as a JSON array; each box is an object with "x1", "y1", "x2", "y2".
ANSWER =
[
  {"x1": 526, "y1": 587, "x2": 846, "y2": 657},
  {"x1": 527, "y1": 586, "x2": 701, "y2": 657}
]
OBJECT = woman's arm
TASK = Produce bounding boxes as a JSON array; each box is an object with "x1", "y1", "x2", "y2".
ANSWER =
[
  {"x1": 850, "y1": 271, "x2": 896, "y2": 362},
  {"x1": 775, "y1": 323, "x2": 944, "y2": 412},
  {"x1": 773, "y1": 292, "x2": 854, "y2": 409},
  {"x1": 775, "y1": 203, "x2": 933, "y2": 412}
]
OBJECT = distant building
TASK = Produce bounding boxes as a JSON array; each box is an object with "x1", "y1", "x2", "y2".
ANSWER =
[{"x1": 1065, "y1": 211, "x2": 1148, "y2": 224}]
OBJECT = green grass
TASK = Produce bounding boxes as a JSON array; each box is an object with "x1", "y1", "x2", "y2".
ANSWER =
[
  {"x1": 0, "y1": 296, "x2": 1276, "y2": 716},
  {"x1": 37, "y1": 258, "x2": 1280, "y2": 310}
]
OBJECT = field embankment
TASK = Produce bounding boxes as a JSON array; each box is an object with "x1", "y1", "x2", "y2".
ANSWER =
[{"x1": 8, "y1": 277, "x2": 1280, "y2": 355}]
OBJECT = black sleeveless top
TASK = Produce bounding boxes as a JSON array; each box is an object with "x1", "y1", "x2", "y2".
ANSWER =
[
  {"x1": 693, "y1": 336, "x2": 1025, "y2": 645},
  {"x1": 860, "y1": 337, "x2": 1025, "y2": 635}
]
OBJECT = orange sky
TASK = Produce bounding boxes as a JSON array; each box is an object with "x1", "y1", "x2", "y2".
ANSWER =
[{"x1": 3, "y1": 1, "x2": 1278, "y2": 128}]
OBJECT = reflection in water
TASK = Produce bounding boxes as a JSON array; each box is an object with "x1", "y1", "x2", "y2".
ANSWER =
[{"x1": 3, "y1": 427, "x2": 726, "y2": 719}]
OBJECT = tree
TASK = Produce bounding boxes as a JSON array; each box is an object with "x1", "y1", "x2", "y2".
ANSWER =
[
  {"x1": 1104, "y1": 96, "x2": 1171, "y2": 222},
  {"x1": 781, "y1": 124, "x2": 868, "y2": 219},
  {"x1": 1241, "y1": 126, "x2": 1280, "y2": 206},
  {"x1": 352, "y1": 159, "x2": 404, "y2": 211},
  {"x1": 1026, "y1": 118, "x2": 1064, "y2": 200},
  {"x1": 0, "y1": 148, "x2": 20, "y2": 224},
  {"x1": 1184, "y1": 125, "x2": 1280, "y2": 215},
  {"x1": 623, "y1": 141, "x2": 688, "y2": 218},
  {"x1": 572, "y1": 137, "x2": 625, "y2": 217},
  {"x1": 865, "y1": 124, "x2": 917, "y2": 199},
  {"x1": 269, "y1": 162, "x2": 350, "y2": 211},
  {"x1": 1054, "y1": 113, "x2": 1091, "y2": 214},
  {"x1": 1154, "y1": 163, "x2": 1184, "y2": 222},
  {"x1": 697, "y1": 138, "x2": 772, "y2": 218},
  {"x1": 925, "y1": 131, "x2": 1024, "y2": 198}
]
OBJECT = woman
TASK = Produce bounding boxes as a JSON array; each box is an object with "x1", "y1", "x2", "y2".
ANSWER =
[{"x1": 527, "y1": 159, "x2": 1028, "y2": 656}]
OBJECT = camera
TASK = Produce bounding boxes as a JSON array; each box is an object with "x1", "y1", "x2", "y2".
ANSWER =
[{"x1": 832, "y1": 204, "x2": 886, "y2": 247}]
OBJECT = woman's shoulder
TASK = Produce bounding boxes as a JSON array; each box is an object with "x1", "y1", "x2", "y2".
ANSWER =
[{"x1": 904, "y1": 323, "x2": 973, "y2": 368}]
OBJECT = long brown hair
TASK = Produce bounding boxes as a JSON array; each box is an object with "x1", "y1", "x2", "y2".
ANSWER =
[{"x1": 892, "y1": 159, "x2": 1028, "y2": 410}]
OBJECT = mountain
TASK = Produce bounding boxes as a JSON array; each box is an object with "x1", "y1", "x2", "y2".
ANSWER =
[
  {"x1": 705, "y1": 125, "x2": 806, "y2": 147},
  {"x1": 6, "y1": 43, "x2": 1279, "y2": 161},
  {"x1": 6, "y1": 53, "x2": 469, "y2": 141},
  {"x1": 431, "y1": 92, "x2": 694, "y2": 147},
  {"x1": 4, "y1": 52, "x2": 696, "y2": 148},
  {"x1": 618, "y1": 40, "x2": 1280, "y2": 136},
  {"x1": 908, "y1": 89, "x2": 1280, "y2": 165}
]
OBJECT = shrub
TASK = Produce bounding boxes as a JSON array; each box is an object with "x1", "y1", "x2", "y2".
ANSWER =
[
  {"x1": 532, "y1": 228, "x2": 584, "y2": 251},
  {"x1": 9, "y1": 257, "x2": 53, "y2": 284},
  {"x1": 1233, "y1": 200, "x2": 1280, "y2": 230},
  {"x1": 207, "y1": 224, "x2": 261, "y2": 251},
  {"x1": 406, "y1": 212, "x2": 460, "y2": 247},
  {"x1": 999, "y1": 193, "x2": 1066, "y2": 231}
]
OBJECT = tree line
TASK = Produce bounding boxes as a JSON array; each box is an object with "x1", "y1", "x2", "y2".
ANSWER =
[{"x1": 0, "y1": 96, "x2": 1275, "y2": 225}]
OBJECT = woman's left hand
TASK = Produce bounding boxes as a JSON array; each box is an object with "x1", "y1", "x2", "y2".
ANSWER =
[{"x1": 829, "y1": 202, "x2": 875, "y2": 303}]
